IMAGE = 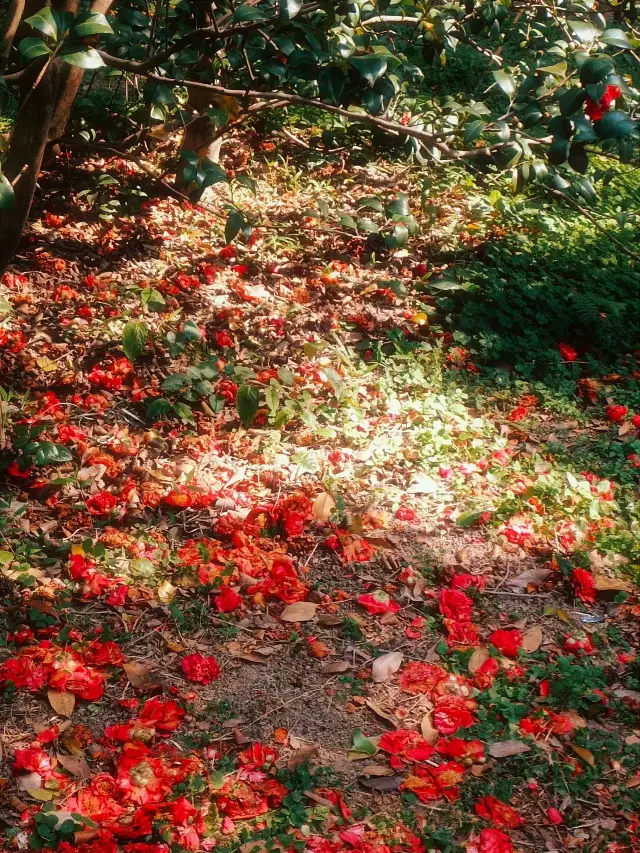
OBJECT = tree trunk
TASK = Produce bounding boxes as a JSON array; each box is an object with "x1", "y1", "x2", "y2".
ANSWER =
[
  {"x1": 0, "y1": 60, "x2": 62, "y2": 274},
  {"x1": 0, "y1": 0, "x2": 25, "y2": 73}
]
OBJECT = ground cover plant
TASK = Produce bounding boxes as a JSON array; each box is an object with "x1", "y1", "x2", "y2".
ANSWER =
[{"x1": 0, "y1": 2, "x2": 640, "y2": 853}]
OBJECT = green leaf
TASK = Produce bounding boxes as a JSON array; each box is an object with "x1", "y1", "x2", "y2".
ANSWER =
[
  {"x1": 385, "y1": 224, "x2": 408, "y2": 248},
  {"x1": 568, "y1": 143, "x2": 588, "y2": 174},
  {"x1": 235, "y1": 174, "x2": 257, "y2": 194},
  {"x1": 71, "y1": 12, "x2": 113, "y2": 37},
  {"x1": 34, "y1": 442, "x2": 73, "y2": 466},
  {"x1": 236, "y1": 385, "x2": 259, "y2": 427},
  {"x1": 141, "y1": 287, "x2": 166, "y2": 311},
  {"x1": 162, "y1": 374, "x2": 191, "y2": 392},
  {"x1": 464, "y1": 120, "x2": 486, "y2": 145},
  {"x1": 232, "y1": 4, "x2": 269, "y2": 22},
  {"x1": 559, "y1": 86, "x2": 586, "y2": 117},
  {"x1": 601, "y1": 28, "x2": 632, "y2": 49},
  {"x1": 181, "y1": 319, "x2": 202, "y2": 341},
  {"x1": 351, "y1": 729, "x2": 377, "y2": 756},
  {"x1": 456, "y1": 510, "x2": 485, "y2": 528},
  {"x1": 279, "y1": 0, "x2": 302, "y2": 20},
  {"x1": 122, "y1": 321, "x2": 148, "y2": 362},
  {"x1": 173, "y1": 402, "x2": 194, "y2": 422},
  {"x1": 594, "y1": 111, "x2": 637, "y2": 139},
  {"x1": 350, "y1": 55, "x2": 387, "y2": 86},
  {"x1": 318, "y1": 65, "x2": 345, "y2": 104},
  {"x1": 430, "y1": 277, "x2": 463, "y2": 291},
  {"x1": 0, "y1": 174, "x2": 15, "y2": 211},
  {"x1": 579, "y1": 57, "x2": 614, "y2": 86},
  {"x1": 225, "y1": 210, "x2": 244, "y2": 244},
  {"x1": 18, "y1": 37, "x2": 52, "y2": 61},
  {"x1": 573, "y1": 177, "x2": 597, "y2": 204},
  {"x1": 386, "y1": 194, "x2": 409, "y2": 216},
  {"x1": 492, "y1": 70, "x2": 516, "y2": 98},
  {"x1": 59, "y1": 45, "x2": 104, "y2": 68},
  {"x1": 548, "y1": 138, "x2": 570, "y2": 165},
  {"x1": 25, "y1": 8, "x2": 58, "y2": 40},
  {"x1": 265, "y1": 386, "x2": 280, "y2": 413},
  {"x1": 568, "y1": 20, "x2": 599, "y2": 43},
  {"x1": 118, "y1": 8, "x2": 148, "y2": 27}
]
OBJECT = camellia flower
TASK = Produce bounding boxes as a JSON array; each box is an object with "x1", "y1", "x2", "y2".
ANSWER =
[
  {"x1": 572, "y1": 567, "x2": 596, "y2": 603},
  {"x1": 488, "y1": 629, "x2": 522, "y2": 658},
  {"x1": 398, "y1": 661, "x2": 448, "y2": 695},
  {"x1": 507, "y1": 406, "x2": 527, "y2": 422},
  {"x1": 379, "y1": 729, "x2": 435, "y2": 762},
  {"x1": 433, "y1": 696, "x2": 476, "y2": 734},
  {"x1": 86, "y1": 491, "x2": 118, "y2": 515},
  {"x1": 138, "y1": 696, "x2": 185, "y2": 733},
  {"x1": 563, "y1": 632, "x2": 596, "y2": 655},
  {"x1": 466, "y1": 828, "x2": 514, "y2": 853},
  {"x1": 606, "y1": 404, "x2": 628, "y2": 422},
  {"x1": 439, "y1": 589, "x2": 474, "y2": 622},
  {"x1": 585, "y1": 84, "x2": 621, "y2": 121},
  {"x1": 180, "y1": 653, "x2": 221, "y2": 684},
  {"x1": 558, "y1": 342, "x2": 578, "y2": 362},
  {"x1": 357, "y1": 590, "x2": 400, "y2": 615},
  {"x1": 475, "y1": 796, "x2": 524, "y2": 829},
  {"x1": 215, "y1": 586, "x2": 243, "y2": 612},
  {"x1": 436, "y1": 737, "x2": 484, "y2": 764},
  {"x1": 214, "y1": 330, "x2": 235, "y2": 348}
]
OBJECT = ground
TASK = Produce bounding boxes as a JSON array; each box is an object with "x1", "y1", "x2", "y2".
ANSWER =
[{"x1": 0, "y1": 124, "x2": 639, "y2": 853}]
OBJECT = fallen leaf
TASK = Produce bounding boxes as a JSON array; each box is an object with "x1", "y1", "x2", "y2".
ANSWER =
[
  {"x1": 157, "y1": 579, "x2": 177, "y2": 604},
  {"x1": 26, "y1": 788, "x2": 54, "y2": 802},
  {"x1": 359, "y1": 774, "x2": 404, "y2": 791},
  {"x1": 360, "y1": 764, "x2": 394, "y2": 777},
  {"x1": 288, "y1": 742, "x2": 319, "y2": 769},
  {"x1": 123, "y1": 661, "x2": 163, "y2": 691},
  {"x1": 371, "y1": 651, "x2": 403, "y2": 683},
  {"x1": 572, "y1": 745, "x2": 595, "y2": 767},
  {"x1": 593, "y1": 574, "x2": 632, "y2": 593},
  {"x1": 280, "y1": 602, "x2": 317, "y2": 622},
  {"x1": 318, "y1": 614, "x2": 343, "y2": 628},
  {"x1": 488, "y1": 740, "x2": 531, "y2": 758},
  {"x1": 407, "y1": 473, "x2": 439, "y2": 494},
  {"x1": 365, "y1": 699, "x2": 399, "y2": 728},
  {"x1": 507, "y1": 569, "x2": 552, "y2": 589},
  {"x1": 420, "y1": 712, "x2": 438, "y2": 745},
  {"x1": 321, "y1": 660, "x2": 351, "y2": 674},
  {"x1": 468, "y1": 646, "x2": 490, "y2": 674},
  {"x1": 56, "y1": 753, "x2": 91, "y2": 778},
  {"x1": 48, "y1": 691, "x2": 75, "y2": 717},
  {"x1": 312, "y1": 492, "x2": 335, "y2": 521},
  {"x1": 562, "y1": 710, "x2": 588, "y2": 728},
  {"x1": 543, "y1": 605, "x2": 571, "y2": 623},
  {"x1": 521, "y1": 625, "x2": 543, "y2": 653}
]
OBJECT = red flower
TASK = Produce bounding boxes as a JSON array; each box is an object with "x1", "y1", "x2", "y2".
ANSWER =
[
  {"x1": 466, "y1": 828, "x2": 514, "y2": 853},
  {"x1": 563, "y1": 632, "x2": 596, "y2": 655},
  {"x1": 507, "y1": 406, "x2": 527, "y2": 422},
  {"x1": 433, "y1": 696, "x2": 476, "y2": 734},
  {"x1": 439, "y1": 589, "x2": 474, "y2": 621},
  {"x1": 398, "y1": 661, "x2": 447, "y2": 695},
  {"x1": 585, "y1": 84, "x2": 621, "y2": 121},
  {"x1": 379, "y1": 729, "x2": 435, "y2": 762},
  {"x1": 572, "y1": 568, "x2": 596, "y2": 603},
  {"x1": 214, "y1": 330, "x2": 235, "y2": 348},
  {"x1": 86, "y1": 491, "x2": 118, "y2": 515},
  {"x1": 84, "y1": 640, "x2": 125, "y2": 667},
  {"x1": 475, "y1": 796, "x2": 524, "y2": 829},
  {"x1": 396, "y1": 506, "x2": 419, "y2": 523},
  {"x1": 547, "y1": 807, "x2": 564, "y2": 825},
  {"x1": 357, "y1": 590, "x2": 400, "y2": 615},
  {"x1": 451, "y1": 573, "x2": 486, "y2": 591},
  {"x1": 488, "y1": 629, "x2": 522, "y2": 658},
  {"x1": 606, "y1": 404, "x2": 628, "y2": 422},
  {"x1": 282, "y1": 510, "x2": 306, "y2": 537},
  {"x1": 139, "y1": 697, "x2": 185, "y2": 732},
  {"x1": 215, "y1": 586, "x2": 243, "y2": 612},
  {"x1": 180, "y1": 653, "x2": 221, "y2": 684},
  {"x1": 558, "y1": 343, "x2": 578, "y2": 362},
  {"x1": 436, "y1": 738, "x2": 484, "y2": 764},
  {"x1": 13, "y1": 743, "x2": 52, "y2": 774},
  {"x1": 632, "y1": 414, "x2": 640, "y2": 428},
  {"x1": 443, "y1": 618, "x2": 479, "y2": 648},
  {"x1": 0, "y1": 656, "x2": 48, "y2": 691}
]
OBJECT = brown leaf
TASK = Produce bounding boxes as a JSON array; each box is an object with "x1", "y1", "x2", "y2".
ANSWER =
[
  {"x1": 29, "y1": 600, "x2": 60, "y2": 620},
  {"x1": 359, "y1": 774, "x2": 404, "y2": 792},
  {"x1": 317, "y1": 614, "x2": 343, "y2": 628},
  {"x1": 562, "y1": 710, "x2": 588, "y2": 729},
  {"x1": 48, "y1": 691, "x2": 75, "y2": 717},
  {"x1": 507, "y1": 569, "x2": 551, "y2": 589},
  {"x1": 572, "y1": 745, "x2": 595, "y2": 767},
  {"x1": 360, "y1": 764, "x2": 394, "y2": 777},
  {"x1": 593, "y1": 574, "x2": 632, "y2": 593},
  {"x1": 123, "y1": 661, "x2": 163, "y2": 692},
  {"x1": 488, "y1": 740, "x2": 531, "y2": 758},
  {"x1": 287, "y1": 742, "x2": 319, "y2": 770},
  {"x1": 321, "y1": 660, "x2": 351, "y2": 674},
  {"x1": 420, "y1": 712, "x2": 438, "y2": 745},
  {"x1": 468, "y1": 646, "x2": 490, "y2": 674},
  {"x1": 521, "y1": 625, "x2": 543, "y2": 653},
  {"x1": 371, "y1": 651, "x2": 403, "y2": 683},
  {"x1": 56, "y1": 753, "x2": 91, "y2": 779},
  {"x1": 312, "y1": 492, "x2": 335, "y2": 521},
  {"x1": 280, "y1": 602, "x2": 317, "y2": 622},
  {"x1": 365, "y1": 699, "x2": 399, "y2": 728}
]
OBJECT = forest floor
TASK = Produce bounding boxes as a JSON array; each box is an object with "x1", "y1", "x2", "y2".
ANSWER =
[{"x1": 0, "y1": 127, "x2": 639, "y2": 853}]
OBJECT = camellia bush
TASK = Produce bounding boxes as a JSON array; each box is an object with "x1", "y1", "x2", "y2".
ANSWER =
[{"x1": 0, "y1": 0, "x2": 638, "y2": 271}]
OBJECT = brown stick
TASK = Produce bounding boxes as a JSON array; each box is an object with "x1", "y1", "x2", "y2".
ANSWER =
[{"x1": 0, "y1": 0, "x2": 25, "y2": 73}]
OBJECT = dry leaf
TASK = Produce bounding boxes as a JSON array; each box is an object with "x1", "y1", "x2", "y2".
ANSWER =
[
  {"x1": 123, "y1": 661, "x2": 162, "y2": 692},
  {"x1": 420, "y1": 712, "x2": 438, "y2": 745},
  {"x1": 521, "y1": 625, "x2": 543, "y2": 653},
  {"x1": 280, "y1": 602, "x2": 317, "y2": 622},
  {"x1": 318, "y1": 614, "x2": 343, "y2": 628},
  {"x1": 26, "y1": 788, "x2": 54, "y2": 802},
  {"x1": 288, "y1": 742, "x2": 319, "y2": 769},
  {"x1": 507, "y1": 569, "x2": 551, "y2": 589},
  {"x1": 56, "y1": 753, "x2": 91, "y2": 778},
  {"x1": 572, "y1": 745, "x2": 595, "y2": 767},
  {"x1": 488, "y1": 740, "x2": 531, "y2": 758},
  {"x1": 562, "y1": 710, "x2": 587, "y2": 728},
  {"x1": 468, "y1": 646, "x2": 490, "y2": 674},
  {"x1": 321, "y1": 660, "x2": 351, "y2": 674},
  {"x1": 371, "y1": 651, "x2": 403, "y2": 683},
  {"x1": 360, "y1": 764, "x2": 394, "y2": 777},
  {"x1": 312, "y1": 492, "x2": 335, "y2": 521},
  {"x1": 48, "y1": 690, "x2": 75, "y2": 717},
  {"x1": 157, "y1": 580, "x2": 177, "y2": 604},
  {"x1": 359, "y1": 774, "x2": 404, "y2": 792},
  {"x1": 593, "y1": 574, "x2": 632, "y2": 593},
  {"x1": 365, "y1": 699, "x2": 399, "y2": 728}
]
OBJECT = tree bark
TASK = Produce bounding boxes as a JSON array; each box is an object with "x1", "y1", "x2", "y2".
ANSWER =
[
  {"x1": 0, "y1": 0, "x2": 25, "y2": 73},
  {"x1": 0, "y1": 60, "x2": 62, "y2": 274}
]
